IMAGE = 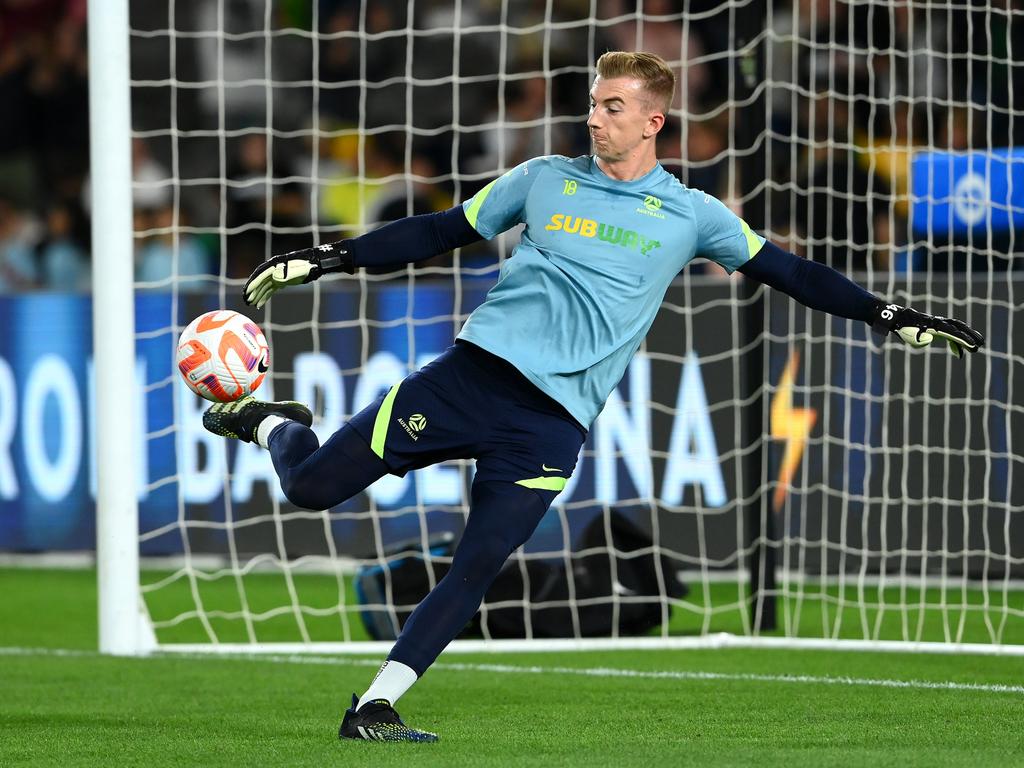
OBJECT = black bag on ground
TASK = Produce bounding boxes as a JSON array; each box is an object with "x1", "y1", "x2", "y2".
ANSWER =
[{"x1": 356, "y1": 511, "x2": 687, "y2": 640}]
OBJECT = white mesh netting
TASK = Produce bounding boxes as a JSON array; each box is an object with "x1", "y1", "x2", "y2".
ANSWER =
[{"x1": 124, "y1": 0, "x2": 1023, "y2": 649}]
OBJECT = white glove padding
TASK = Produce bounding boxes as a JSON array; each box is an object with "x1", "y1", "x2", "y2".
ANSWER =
[
  {"x1": 872, "y1": 302, "x2": 985, "y2": 359},
  {"x1": 243, "y1": 243, "x2": 353, "y2": 309}
]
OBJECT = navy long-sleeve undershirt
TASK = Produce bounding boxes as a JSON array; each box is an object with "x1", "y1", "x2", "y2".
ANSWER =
[
  {"x1": 345, "y1": 208, "x2": 880, "y2": 324},
  {"x1": 737, "y1": 241, "x2": 880, "y2": 324},
  {"x1": 346, "y1": 206, "x2": 483, "y2": 269}
]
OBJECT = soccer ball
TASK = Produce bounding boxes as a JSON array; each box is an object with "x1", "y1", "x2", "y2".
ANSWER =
[{"x1": 176, "y1": 310, "x2": 270, "y2": 402}]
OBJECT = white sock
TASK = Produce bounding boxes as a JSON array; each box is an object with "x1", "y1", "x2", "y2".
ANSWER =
[
  {"x1": 357, "y1": 660, "x2": 418, "y2": 709},
  {"x1": 255, "y1": 415, "x2": 287, "y2": 449}
]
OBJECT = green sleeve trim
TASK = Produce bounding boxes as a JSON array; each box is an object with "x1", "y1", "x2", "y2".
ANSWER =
[
  {"x1": 370, "y1": 382, "x2": 401, "y2": 458},
  {"x1": 740, "y1": 219, "x2": 765, "y2": 259},
  {"x1": 515, "y1": 476, "x2": 568, "y2": 492},
  {"x1": 464, "y1": 178, "x2": 498, "y2": 230}
]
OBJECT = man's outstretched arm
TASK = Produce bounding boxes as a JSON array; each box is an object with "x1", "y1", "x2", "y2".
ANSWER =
[
  {"x1": 243, "y1": 206, "x2": 483, "y2": 308},
  {"x1": 737, "y1": 241, "x2": 985, "y2": 357}
]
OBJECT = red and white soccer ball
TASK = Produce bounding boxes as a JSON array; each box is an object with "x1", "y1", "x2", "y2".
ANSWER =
[{"x1": 176, "y1": 310, "x2": 270, "y2": 402}]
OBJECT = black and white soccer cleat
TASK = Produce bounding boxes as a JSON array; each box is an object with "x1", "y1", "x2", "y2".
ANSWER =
[
  {"x1": 338, "y1": 694, "x2": 438, "y2": 743},
  {"x1": 202, "y1": 395, "x2": 312, "y2": 443}
]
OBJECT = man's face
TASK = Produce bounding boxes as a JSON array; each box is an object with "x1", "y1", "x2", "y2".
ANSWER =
[{"x1": 587, "y1": 76, "x2": 660, "y2": 162}]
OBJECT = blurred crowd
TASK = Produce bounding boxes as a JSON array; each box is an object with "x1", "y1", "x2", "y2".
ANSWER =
[{"x1": 0, "y1": 0, "x2": 1019, "y2": 292}]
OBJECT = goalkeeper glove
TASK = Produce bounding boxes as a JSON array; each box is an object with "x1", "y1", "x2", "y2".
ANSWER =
[
  {"x1": 243, "y1": 242, "x2": 354, "y2": 309},
  {"x1": 870, "y1": 301, "x2": 985, "y2": 358}
]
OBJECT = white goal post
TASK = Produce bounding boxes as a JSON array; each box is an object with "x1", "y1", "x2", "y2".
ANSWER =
[
  {"x1": 89, "y1": 0, "x2": 150, "y2": 655},
  {"x1": 91, "y1": 0, "x2": 1023, "y2": 657}
]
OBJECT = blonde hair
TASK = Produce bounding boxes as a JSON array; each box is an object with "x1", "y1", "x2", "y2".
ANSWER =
[{"x1": 595, "y1": 51, "x2": 676, "y2": 113}]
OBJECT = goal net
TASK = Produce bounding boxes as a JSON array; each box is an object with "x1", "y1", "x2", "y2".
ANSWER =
[{"x1": 99, "y1": 0, "x2": 1023, "y2": 654}]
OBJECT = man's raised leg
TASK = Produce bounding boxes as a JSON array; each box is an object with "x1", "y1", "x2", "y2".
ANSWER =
[
  {"x1": 266, "y1": 421, "x2": 387, "y2": 510},
  {"x1": 203, "y1": 396, "x2": 388, "y2": 510}
]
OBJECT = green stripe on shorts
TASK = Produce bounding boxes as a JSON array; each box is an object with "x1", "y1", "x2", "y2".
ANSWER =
[
  {"x1": 370, "y1": 382, "x2": 401, "y2": 458},
  {"x1": 515, "y1": 476, "x2": 567, "y2": 492}
]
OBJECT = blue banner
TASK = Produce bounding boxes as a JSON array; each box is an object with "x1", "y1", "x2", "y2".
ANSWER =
[
  {"x1": 911, "y1": 149, "x2": 1024, "y2": 236},
  {"x1": 0, "y1": 287, "x2": 741, "y2": 557},
  {"x1": 1, "y1": 283, "x2": 1019, "y2": 577}
]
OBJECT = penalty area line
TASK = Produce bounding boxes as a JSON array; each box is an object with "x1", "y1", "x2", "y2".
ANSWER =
[{"x1": 3, "y1": 646, "x2": 1023, "y2": 696}]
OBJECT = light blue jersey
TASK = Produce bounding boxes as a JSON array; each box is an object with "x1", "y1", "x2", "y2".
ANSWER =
[{"x1": 458, "y1": 154, "x2": 765, "y2": 428}]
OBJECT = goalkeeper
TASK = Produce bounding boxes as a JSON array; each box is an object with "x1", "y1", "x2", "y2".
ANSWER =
[{"x1": 203, "y1": 51, "x2": 984, "y2": 743}]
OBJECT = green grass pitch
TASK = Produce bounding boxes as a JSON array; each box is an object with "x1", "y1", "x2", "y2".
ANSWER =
[{"x1": 2, "y1": 567, "x2": 1023, "y2": 767}]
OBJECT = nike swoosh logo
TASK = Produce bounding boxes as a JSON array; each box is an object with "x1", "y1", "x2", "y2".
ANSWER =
[
  {"x1": 257, "y1": 354, "x2": 269, "y2": 373},
  {"x1": 541, "y1": 464, "x2": 562, "y2": 473}
]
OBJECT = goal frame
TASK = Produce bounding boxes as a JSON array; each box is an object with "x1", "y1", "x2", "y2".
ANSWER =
[{"x1": 89, "y1": 0, "x2": 1019, "y2": 658}]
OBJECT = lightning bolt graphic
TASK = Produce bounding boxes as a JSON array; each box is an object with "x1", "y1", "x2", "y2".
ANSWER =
[{"x1": 770, "y1": 350, "x2": 817, "y2": 510}]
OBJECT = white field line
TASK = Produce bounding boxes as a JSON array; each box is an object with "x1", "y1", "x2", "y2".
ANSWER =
[{"x1": 3, "y1": 646, "x2": 1023, "y2": 696}]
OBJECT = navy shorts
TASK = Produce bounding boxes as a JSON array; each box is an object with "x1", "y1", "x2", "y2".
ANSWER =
[{"x1": 349, "y1": 341, "x2": 586, "y2": 492}]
